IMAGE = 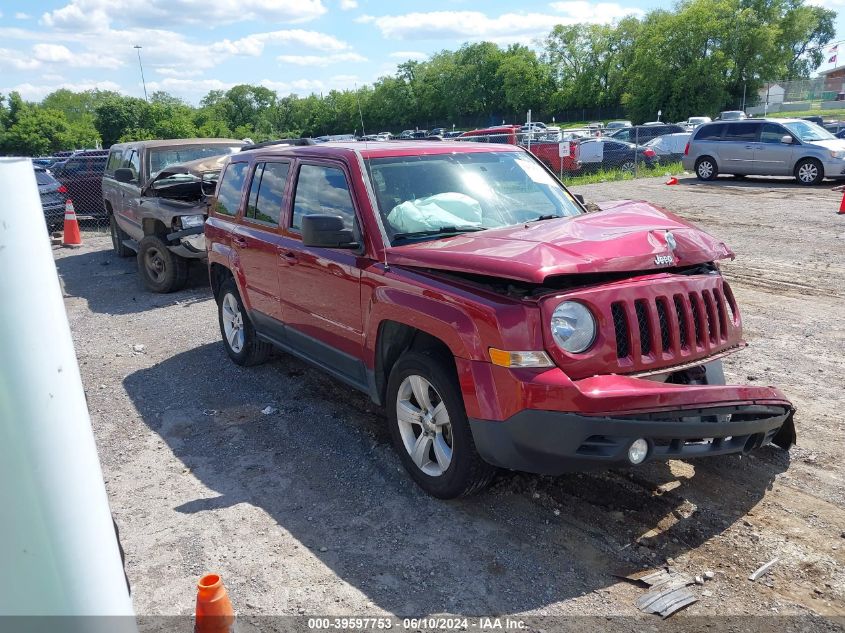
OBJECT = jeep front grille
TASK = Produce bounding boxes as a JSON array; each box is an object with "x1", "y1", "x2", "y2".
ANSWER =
[{"x1": 610, "y1": 281, "x2": 737, "y2": 365}]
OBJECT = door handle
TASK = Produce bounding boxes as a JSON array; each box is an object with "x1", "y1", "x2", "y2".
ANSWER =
[
  {"x1": 232, "y1": 236, "x2": 247, "y2": 247},
  {"x1": 279, "y1": 251, "x2": 298, "y2": 265}
]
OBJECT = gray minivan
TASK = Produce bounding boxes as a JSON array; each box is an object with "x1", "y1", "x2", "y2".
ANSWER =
[{"x1": 682, "y1": 118, "x2": 845, "y2": 185}]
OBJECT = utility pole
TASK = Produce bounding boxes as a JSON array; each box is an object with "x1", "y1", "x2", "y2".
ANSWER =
[{"x1": 133, "y1": 45, "x2": 148, "y2": 101}]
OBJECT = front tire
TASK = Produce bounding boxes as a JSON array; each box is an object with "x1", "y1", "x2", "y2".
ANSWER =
[
  {"x1": 794, "y1": 158, "x2": 823, "y2": 185},
  {"x1": 110, "y1": 214, "x2": 132, "y2": 258},
  {"x1": 217, "y1": 277, "x2": 271, "y2": 366},
  {"x1": 695, "y1": 156, "x2": 718, "y2": 180},
  {"x1": 137, "y1": 235, "x2": 188, "y2": 293},
  {"x1": 387, "y1": 350, "x2": 496, "y2": 498}
]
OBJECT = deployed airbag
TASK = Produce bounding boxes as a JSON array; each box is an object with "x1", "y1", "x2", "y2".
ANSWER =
[{"x1": 387, "y1": 193, "x2": 482, "y2": 233}]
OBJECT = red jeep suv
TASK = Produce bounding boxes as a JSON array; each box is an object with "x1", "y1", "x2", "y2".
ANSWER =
[{"x1": 205, "y1": 141, "x2": 795, "y2": 498}]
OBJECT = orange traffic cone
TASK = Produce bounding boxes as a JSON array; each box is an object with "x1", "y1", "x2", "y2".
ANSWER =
[
  {"x1": 195, "y1": 574, "x2": 235, "y2": 633},
  {"x1": 62, "y1": 199, "x2": 82, "y2": 247},
  {"x1": 839, "y1": 191, "x2": 845, "y2": 214},
  {"x1": 665, "y1": 176, "x2": 678, "y2": 185}
]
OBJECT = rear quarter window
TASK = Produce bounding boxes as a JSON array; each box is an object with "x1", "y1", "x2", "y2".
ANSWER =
[
  {"x1": 105, "y1": 149, "x2": 124, "y2": 175},
  {"x1": 695, "y1": 124, "x2": 725, "y2": 140},
  {"x1": 215, "y1": 162, "x2": 249, "y2": 216}
]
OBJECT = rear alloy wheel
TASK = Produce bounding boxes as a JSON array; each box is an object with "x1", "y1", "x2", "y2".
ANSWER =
[
  {"x1": 217, "y1": 277, "x2": 271, "y2": 366},
  {"x1": 795, "y1": 158, "x2": 823, "y2": 185},
  {"x1": 695, "y1": 156, "x2": 718, "y2": 180},
  {"x1": 387, "y1": 350, "x2": 496, "y2": 498},
  {"x1": 137, "y1": 235, "x2": 189, "y2": 293},
  {"x1": 620, "y1": 160, "x2": 636, "y2": 173}
]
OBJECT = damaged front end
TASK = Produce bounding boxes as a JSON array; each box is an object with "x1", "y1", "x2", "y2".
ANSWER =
[{"x1": 143, "y1": 155, "x2": 227, "y2": 257}]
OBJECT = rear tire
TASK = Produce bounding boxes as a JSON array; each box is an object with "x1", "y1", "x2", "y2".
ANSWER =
[
  {"x1": 695, "y1": 156, "x2": 718, "y2": 181},
  {"x1": 137, "y1": 235, "x2": 189, "y2": 293},
  {"x1": 110, "y1": 215, "x2": 133, "y2": 258},
  {"x1": 387, "y1": 350, "x2": 496, "y2": 498},
  {"x1": 217, "y1": 277, "x2": 271, "y2": 366},
  {"x1": 794, "y1": 158, "x2": 823, "y2": 185}
]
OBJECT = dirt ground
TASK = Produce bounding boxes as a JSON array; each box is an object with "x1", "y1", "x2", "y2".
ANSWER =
[{"x1": 54, "y1": 174, "x2": 844, "y2": 627}]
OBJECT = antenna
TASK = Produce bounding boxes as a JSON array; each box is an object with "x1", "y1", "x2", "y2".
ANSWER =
[{"x1": 354, "y1": 83, "x2": 366, "y2": 138}]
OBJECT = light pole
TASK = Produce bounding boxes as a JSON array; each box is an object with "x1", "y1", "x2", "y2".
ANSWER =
[{"x1": 133, "y1": 45, "x2": 148, "y2": 101}]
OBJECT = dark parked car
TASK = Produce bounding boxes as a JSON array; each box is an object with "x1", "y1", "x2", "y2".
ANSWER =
[
  {"x1": 204, "y1": 140, "x2": 794, "y2": 499},
  {"x1": 53, "y1": 150, "x2": 109, "y2": 218},
  {"x1": 606, "y1": 124, "x2": 685, "y2": 144},
  {"x1": 576, "y1": 138, "x2": 658, "y2": 172},
  {"x1": 34, "y1": 165, "x2": 68, "y2": 232}
]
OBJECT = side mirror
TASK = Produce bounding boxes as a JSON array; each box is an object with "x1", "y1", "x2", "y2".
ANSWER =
[
  {"x1": 781, "y1": 135, "x2": 794, "y2": 145},
  {"x1": 574, "y1": 193, "x2": 585, "y2": 204},
  {"x1": 301, "y1": 214, "x2": 358, "y2": 249},
  {"x1": 114, "y1": 168, "x2": 135, "y2": 183}
]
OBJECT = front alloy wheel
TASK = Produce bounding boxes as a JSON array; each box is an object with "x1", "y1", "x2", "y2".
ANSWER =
[
  {"x1": 795, "y1": 159, "x2": 823, "y2": 185},
  {"x1": 396, "y1": 375, "x2": 453, "y2": 476},
  {"x1": 387, "y1": 350, "x2": 496, "y2": 498}
]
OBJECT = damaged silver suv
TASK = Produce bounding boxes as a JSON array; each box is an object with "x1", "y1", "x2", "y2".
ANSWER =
[{"x1": 102, "y1": 138, "x2": 245, "y2": 292}]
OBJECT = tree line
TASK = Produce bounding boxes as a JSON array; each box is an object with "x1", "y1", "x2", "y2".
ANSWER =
[{"x1": 0, "y1": 0, "x2": 834, "y2": 155}]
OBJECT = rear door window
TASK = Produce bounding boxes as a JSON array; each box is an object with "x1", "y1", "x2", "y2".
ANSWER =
[
  {"x1": 215, "y1": 162, "x2": 249, "y2": 217},
  {"x1": 244, "y1": 161, "x2": 290, "y2": 225},
  {"x1": 724, "y1": 122, "x2": 762, "y2": 141},
  {"x1": 291, "y1": 164, "x2": 355, "y2": 232}
]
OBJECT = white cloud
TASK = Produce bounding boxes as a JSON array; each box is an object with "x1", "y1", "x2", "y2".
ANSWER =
[
  {"x1": 41, "y1": 0, "x2": 327, "y2": 31},
  {"x1": 388, "y1": 50, "x2": 428, "y2": 60},
  {"x1": 154, "y1": 66, "x2": 202, "y2": 77},
  {"x1": 259, "y1": 78, "x2": 326, "y2": 94},
  {"x1": 145, "y1": 78, "x2": 236, "y2": 94},
  {"x1": 8, "y1": 80, "x2": 122, "y2": 101},
  {"x1": 0, "y1": 48, "x2": 42, "y2": 71},
  {"x1": 15, "y1": 12, "x2": 32, "y2": 19},
  {"x1": 365, "y1": 5, "x2": 643, "y2": 41},
  {"x1": 220, "y1": 29, "x2": 352, "y2": 57},
  {"x1": 339, "y1": 0, "x2": 358, "y2": 9},
  {"x1": 354, "y1": 14, "x2": 375, "y2": 23},
  {"x1": 32, "y1": 43, "x2": 123, "y2": 68},
  {"x1": 277, "y1": 52, "x2": 367, "y2": 66}
]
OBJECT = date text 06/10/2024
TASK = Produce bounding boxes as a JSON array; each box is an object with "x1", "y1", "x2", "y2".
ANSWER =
[{"x1": 307, "y1": 617, "x2": 527, "y2": 630}]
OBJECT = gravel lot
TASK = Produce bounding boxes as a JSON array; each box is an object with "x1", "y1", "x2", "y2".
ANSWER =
[{"x1": 55, "y1": 174, "x2": 844, "y2": 626}]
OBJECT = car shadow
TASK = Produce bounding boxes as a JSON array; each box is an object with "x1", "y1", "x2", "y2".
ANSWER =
[
  {"x1": 678, "y1": 175, "x2": 837, "y2": 190},
  {"x1": 123, "y1": 342, "x2": 790, "y2": 616},
  {"x1": 55, "y1": 246, "x2": 210, "y2": 316}
]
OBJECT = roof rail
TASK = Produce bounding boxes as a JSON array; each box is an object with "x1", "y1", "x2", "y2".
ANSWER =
[{"x1": 240, "y1": 138, "x2": 316, "y2": 151}]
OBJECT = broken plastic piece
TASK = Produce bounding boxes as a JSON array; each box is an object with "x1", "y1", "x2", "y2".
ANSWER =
[
  {"x1": 636, "y1": 584, "x2": 698, "y2": 618},
  {"x1": 749, "y1": 557, "x2": 779, "y2": 581}
]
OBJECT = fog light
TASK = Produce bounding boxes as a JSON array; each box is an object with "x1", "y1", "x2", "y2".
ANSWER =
[{"x1": 628, "y1": 438, "x2": 649, "y2": 465}]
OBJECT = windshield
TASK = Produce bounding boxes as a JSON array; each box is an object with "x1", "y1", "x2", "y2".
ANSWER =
[
  {"x1": 782, "y1": 120, "x2": 835, "y2": 142},
  {"x1": 148, "y1": 145, "x2": 242, "y2": 177},
  {"x1": 366, "y1": 151, "x2": 582, "y2": 243}
]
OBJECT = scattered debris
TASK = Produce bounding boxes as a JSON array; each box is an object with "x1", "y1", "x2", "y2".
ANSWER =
[
  {"x1": 749, "y1": 558, "x2": 779, "y2": 582},
  {"x1": 695, "y1": 575, "x2": 705, "y2": 585},
  {"x1": 636, "y1": 584, "x2": 698, "y2": 618},
  {"x1": 702, "y1": 590, "x2": 713, "y2": 598},
  {"x1": 553, "y1": 509, "x2": 560, "y2": 516},
  {"x1": 704, "y1": 571, "x2": 715, "y2": 580},
  {"x1": 261, "y1": 406, "x2": 278, "y2": 415},
  {"x1": 132, "y1": 344, "x2": 145, "y2": 353}
]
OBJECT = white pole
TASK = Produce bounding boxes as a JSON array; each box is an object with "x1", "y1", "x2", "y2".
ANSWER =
[{"x1": 0, "y1": 158, "x2": 136, "y2": 625}]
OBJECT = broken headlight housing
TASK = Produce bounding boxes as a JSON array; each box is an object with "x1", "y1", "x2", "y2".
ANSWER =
[
  {"x1": 178, "y1": 214, "x2": 205, "y2": 229},
  {"x1": 550, "y1": 301, "x2": 596, "y2": 354}
]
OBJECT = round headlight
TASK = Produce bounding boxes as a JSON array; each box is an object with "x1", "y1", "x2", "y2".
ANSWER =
[{"x1": 550, "y1": 301, "x2": 596, "y2": 353}]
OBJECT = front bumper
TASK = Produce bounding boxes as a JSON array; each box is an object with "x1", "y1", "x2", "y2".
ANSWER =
[
  {"x1": 470, "y1": 404, "x2": 795, "y2": 475},
  {"x1": 166, "y1": 226, "x2": 207, "y2": 259}
]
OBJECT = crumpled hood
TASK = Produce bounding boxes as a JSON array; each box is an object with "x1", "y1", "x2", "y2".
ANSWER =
[{"x1": 385, "y1": 200, "x2": 733, "y2": 284}]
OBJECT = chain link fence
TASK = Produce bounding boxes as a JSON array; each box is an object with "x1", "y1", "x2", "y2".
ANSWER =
[
  {"x1": 32, "y1": 151, "x2": 111, "y2": 235},
  {"x1": 453, "y1": 124, "x2": 688, "y2": 184}
]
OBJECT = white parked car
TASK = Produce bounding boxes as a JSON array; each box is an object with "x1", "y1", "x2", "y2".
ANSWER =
[{"x1": 643, "y1": 132, "x2": 692, "y2": 163}]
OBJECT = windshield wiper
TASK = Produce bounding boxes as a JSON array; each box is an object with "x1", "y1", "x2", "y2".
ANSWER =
[
  {"x1": 530, "y1": 214, "x2": 564, "y2": 222},
  {"x1": 392, "y1": 226, "x2": 486, "y2": 242}
]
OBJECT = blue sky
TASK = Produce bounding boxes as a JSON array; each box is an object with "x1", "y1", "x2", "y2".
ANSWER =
[{"x1": 1, "y1": 0, "x2": 843, "y2": 104}]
